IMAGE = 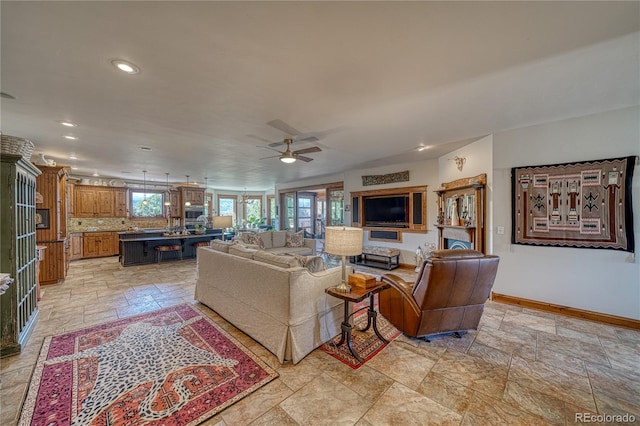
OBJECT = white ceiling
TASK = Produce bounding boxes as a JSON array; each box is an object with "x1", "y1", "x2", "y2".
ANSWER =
[{"x1": 1, "y1": 1, "x2": 638, "y2": 190}]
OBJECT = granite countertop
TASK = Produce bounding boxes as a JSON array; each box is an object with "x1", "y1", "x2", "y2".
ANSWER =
[{"x1": 70, "y1": 229, "x2": 128, "y2": 234}]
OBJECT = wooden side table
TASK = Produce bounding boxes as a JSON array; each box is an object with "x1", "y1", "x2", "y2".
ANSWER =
[{"x1": 325, "y1": 282, "x2": 390, "y2": 363}]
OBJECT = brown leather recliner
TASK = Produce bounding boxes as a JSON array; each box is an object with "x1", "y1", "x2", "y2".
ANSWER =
[{"x1": 379, "y1": 249, "x2": 499, "y2": 339}]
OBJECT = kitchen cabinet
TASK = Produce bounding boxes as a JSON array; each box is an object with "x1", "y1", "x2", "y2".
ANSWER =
[
  {"x1": 35, "y1": 165, "x2": 70, "y2": 285},
  {"x1": 66, "y1": 181, "x2": 75, "y2": 217},
  {"x1": 181, "y1": 187, "x2": 205, "y2": 205},
  {"x1": 70, "y1": 233, "x2": 83, "y2": 260},
  {"x1": 114, "y1": 188, "x2": 128, "y2": 217},
  {"x1": 169, "y1": 190, "x2": 181, "y2": 218},
  {"x1": 83, "y1": 232, "x2": 116, "y2": 258},
  {"x1": 74, "y1": 186, "x2": 119, "y2": 217}
]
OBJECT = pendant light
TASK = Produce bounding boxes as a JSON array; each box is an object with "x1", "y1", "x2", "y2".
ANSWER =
[
  {"x1": 141, "y1": 170, "x2": 148, "y2": 205},
  {"x1": 184, "y1": 175, "x2": 191, "y2": 206},
  {"x1": 164, "y1": 173, "x2": 171, "y2": 206}
]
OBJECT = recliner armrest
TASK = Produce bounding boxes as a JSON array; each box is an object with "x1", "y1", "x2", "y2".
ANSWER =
[{"x1": 381, "y1": 274, "x2": 421, "y2": 316}]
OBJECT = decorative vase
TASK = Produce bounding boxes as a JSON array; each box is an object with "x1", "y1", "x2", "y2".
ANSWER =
[
  {"x1": 415, "y1": 246, "x2": 424, "y2": 272},
  {"x1": 451, "y1": 200, "x2": 459, "y2": 226}
]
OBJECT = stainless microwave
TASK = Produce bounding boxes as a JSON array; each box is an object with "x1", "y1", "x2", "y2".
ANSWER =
[{"x1": 184, "y1": 205, "x2": 205, "y2": 224}]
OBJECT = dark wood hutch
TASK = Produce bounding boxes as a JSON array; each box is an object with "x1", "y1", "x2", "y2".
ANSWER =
[{"x1": 435, "y1": 174, "x2": 486, "y2": 253}]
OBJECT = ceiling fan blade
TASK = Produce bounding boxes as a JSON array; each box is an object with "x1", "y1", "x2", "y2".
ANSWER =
[
  {"x1": 267, "y1": 119, "x2": 301, "y2": 136},
  {"x1": 258, "y1": 145, "x2": 284, "y2": 154},
  {"x1": 296, "y1": 155, "x2": 314, "y2": 162},
  {"x1": 294, "y1": 135, "x2": 319, "y2": 143},
  {"x1": 260, "y1": 154, "x2": 281, "y2": 160},
  {"x1": 293, "y1": 146, "x2": 321, "y2": 155},
  {"x1": 248, "y1": 134, "x2": 276, "y2": 144}
]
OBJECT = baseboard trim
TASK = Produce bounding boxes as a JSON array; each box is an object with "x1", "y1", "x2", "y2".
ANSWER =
[{"x1": 490, "y1": 292, "x2": 640, "y2": 331}]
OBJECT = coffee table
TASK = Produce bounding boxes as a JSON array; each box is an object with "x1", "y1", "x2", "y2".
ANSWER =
[{"x1": 325, "y1": 282, "x2": 391, "y2": 363}]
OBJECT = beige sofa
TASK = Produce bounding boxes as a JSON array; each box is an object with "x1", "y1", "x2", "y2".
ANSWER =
[{"x1": 195, "y1": 245, "x2": 350, "y2": 364}]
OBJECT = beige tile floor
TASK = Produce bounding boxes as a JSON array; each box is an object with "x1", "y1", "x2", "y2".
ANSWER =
[{"x1": 1, "y1": 257, "x2": 639, "y2": 425}]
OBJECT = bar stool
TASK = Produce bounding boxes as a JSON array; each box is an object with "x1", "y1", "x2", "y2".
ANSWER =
[
  {"x1": 154, "y1": 244, "x2": 182, "y2": 263},
  {"x1": 193, "y1": 241, "x2": 210, "y2": 249}
]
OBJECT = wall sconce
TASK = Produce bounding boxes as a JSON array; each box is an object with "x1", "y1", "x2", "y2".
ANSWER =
[{"x1": 451, "y1": 156, "x2": 466, "y2": 172}]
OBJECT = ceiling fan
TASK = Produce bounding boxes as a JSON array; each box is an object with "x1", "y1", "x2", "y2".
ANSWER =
[
  {"x1": 254, "y1": 119, "x2": 324, "y2": 163},
  {"x1": 260, "y1": 138, "x2": 321, "y2": 163}
]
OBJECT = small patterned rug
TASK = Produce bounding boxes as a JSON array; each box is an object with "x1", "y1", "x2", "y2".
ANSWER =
[
  {"x1": 19, "y1": 304, "x2": 278, "y2": 425},
  {"x1": 319, "y1": 301, "x2": 400, "y2": 369}
]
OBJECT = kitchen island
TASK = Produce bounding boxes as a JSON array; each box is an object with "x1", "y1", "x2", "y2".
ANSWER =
[{"x1": 118, "y1": 229, "x2": 224, "y2": 266}]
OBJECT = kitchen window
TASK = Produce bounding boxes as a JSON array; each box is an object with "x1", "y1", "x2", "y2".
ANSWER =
[{"x1": 130, "y1": 190, "x2": 165, "y2": 218}]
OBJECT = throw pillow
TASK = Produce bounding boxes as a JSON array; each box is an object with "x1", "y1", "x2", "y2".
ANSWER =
[
  {"x1": 293, "y1": 254, "x2": 326, "y2": 273},
  {"x1": 285, "y1": 230, "x2": 304, "y2": 248},
  {"x1": 248, "y1": 233, "x2": 265, "y2": 249},
  {"x1": 241, "y1": 232, "x2": 256, "y2": 244}
]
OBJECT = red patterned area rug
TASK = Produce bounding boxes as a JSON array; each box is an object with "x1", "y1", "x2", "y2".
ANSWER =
[
  {"x1": 319, "y1": 305, "x2": 400, "y2": 369},
  {"x1": 19, "y1": 304, "x2": 278, "y2": 425}
]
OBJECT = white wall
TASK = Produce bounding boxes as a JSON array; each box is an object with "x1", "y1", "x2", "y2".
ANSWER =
[{"x1": 492, "y1": 106, "x2": 640, "y2": 319}]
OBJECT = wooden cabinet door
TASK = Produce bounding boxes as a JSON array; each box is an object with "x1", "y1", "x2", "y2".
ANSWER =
[
  {"x1": 193, "y1": 189, "x2": 204, "y2": 204},
  {"x1": 97, "y1": 234, "x2": 113, "y2": 256},
  {"x1": 170, "y1": 190, "x2": 181, "y2": 217},
  {"x1": 70, "y1": 233, "x2": 83, "y2": 260},
  {"x1": 111, "y1": 232, "x2": 120, "y2": 256},
  {"x1": 67, "y1": 182, "x2": 75, "y2": 217},
  {"x1": 96, "y1": 190, "x2": 114, "y2": 216},
  {"x1": 75, "y1": 189, "x2": 96, "y2": 217},
  {"x1": 114, "y1": 189, "x2": 127, "y2": 217},
  {"x1": 83, "y1": 234, "x2": 100, "y2": 257}
]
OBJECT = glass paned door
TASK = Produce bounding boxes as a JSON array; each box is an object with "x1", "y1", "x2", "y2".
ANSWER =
[
  {"x1": 282, "y1": 192, "x2": 296, "y2": 231},
  {"x1": 328, "y1": 189, "x2": 344, "y2": 226},
  {"x1": 297, "y1": 195, "x2": 313, "y2": 234}
]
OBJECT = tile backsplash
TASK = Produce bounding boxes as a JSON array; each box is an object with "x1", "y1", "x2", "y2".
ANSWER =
[{"x1": 67, "y1": 217, "x2": 169, "y2": 233}]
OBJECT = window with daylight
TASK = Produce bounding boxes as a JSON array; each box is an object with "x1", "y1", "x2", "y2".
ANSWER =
[
  {"x1": 218, "y1": 195, "x2": 237, "y2": 225},
  {"x1": 243, "y1": 196, "x2": 263, "y2": 227},
  {"x1": 131, "y1": 190, "x2": 165, "y2": 218}
]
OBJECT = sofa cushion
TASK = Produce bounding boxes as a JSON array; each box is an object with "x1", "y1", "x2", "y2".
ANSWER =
[
  {"x1": 210, "y1": 239, "x2": 233, "y2": 253},
  {"x1": 253, "y1": 250, "x2": 299, "y2": 269},
  {"x1": 272, "y1": 231, "x2": 287, "y2": 248},
  {"x1": 293, "y1": 254, "x2": 326, "y2": 273},
  {"x1": 229, "y1": 244, "x2": 259, "y2": 259},
  {"x1": 286, "y1": 230, "x2": 304, "y2": 248},
  {"x1": 259, "y1": 232, "x2": 274, "y2": 249},
  {"x1": 268, "y1": 246, "x2": 314, "y2": 256}
]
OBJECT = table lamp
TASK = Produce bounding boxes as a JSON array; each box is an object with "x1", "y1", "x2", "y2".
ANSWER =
[
  {"x1": 212, "y1": 215, "x2": 233, "y2": 231},
  {"x1": 324, "y1": 226, "x2": 363, "y2": 293}
]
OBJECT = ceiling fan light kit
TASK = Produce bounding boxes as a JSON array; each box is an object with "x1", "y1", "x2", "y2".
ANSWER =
[{"x1": 280, "y1": 153, "x2": 296, "y2": 163}]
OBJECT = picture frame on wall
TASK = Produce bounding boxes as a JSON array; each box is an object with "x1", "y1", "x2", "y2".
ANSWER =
[{"x1": 36, "y1": 209, "x2": 50, "y2": 229}]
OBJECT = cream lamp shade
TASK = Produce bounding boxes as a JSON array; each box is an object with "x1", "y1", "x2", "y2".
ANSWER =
[
  {"x1": 324, "y1": 226, "x2": 363, "y2": 293},
  {"x1": 212, "y1": 216, "x2": 233, "y2": 229},
  {"x1": 324, "y1": 226, "x2": 364, "y2": 256}
]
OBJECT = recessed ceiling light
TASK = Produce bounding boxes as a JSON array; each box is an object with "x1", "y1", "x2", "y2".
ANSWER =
[
  {"x1": 59, "y1": 121, "x2": 77, "y2": 127},
  {"x1": 71, "y1": 167, "x2": 79, "y2": 170},
  {"x1": 416, "y1": 145, "x2": 432, "y2": 152},
  {"x1": 139, "y1": 146, "x2": 152, "y2": 151},
  {"x1": 69, "y1": 155, "x2": 78, "y2": 160},
  {"x1": 1, "y1": 92, "x2": 16, "y2": 99},
  {"x1": 111, "y1": 59, "x2": 140, "y2": 75},
  {"x1": 92, "y1": 172, "x2": 100, "y2": 177},
  {"x1": 64, "y1": 135, "x2": 78, "y2": 140}
]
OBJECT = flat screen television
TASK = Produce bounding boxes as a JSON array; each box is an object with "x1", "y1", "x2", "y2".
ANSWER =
[{"x1": 364, "y1": 195, "x2": 409, "y2": 227}]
